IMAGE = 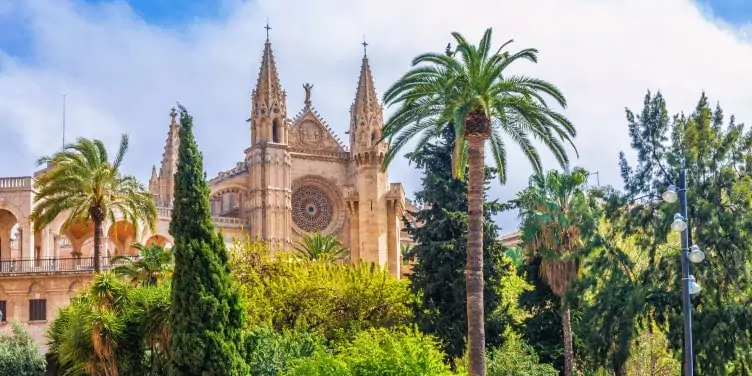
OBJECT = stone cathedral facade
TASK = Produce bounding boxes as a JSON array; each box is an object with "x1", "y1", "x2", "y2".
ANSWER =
[
  {"x1": 149, "y1": 36, "x2": 408, "y2": 277},
  {"x1": 0, "y1": 34, "x2": 412, "y2": 350}
]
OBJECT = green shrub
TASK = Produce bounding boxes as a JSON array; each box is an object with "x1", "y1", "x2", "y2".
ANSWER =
[
  {"x1": 243, "y1": 327, "x2": 327, "y2": 376},
  {"x1": 287, "y1": 327, "x2": 454, "y2": 376},
  {"x1": 0, "y1": 322, "x2": 45, "y2": 376},
  {"x1": 455, "y1": 330, "x2": 557, "y2": 376},
  {"x1": 230, "y1": 238, "x2": 416, "y2": 342}
]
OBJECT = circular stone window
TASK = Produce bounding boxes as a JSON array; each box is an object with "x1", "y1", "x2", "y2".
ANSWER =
[{"x1": 292, "y1": 185, "x2": 334, "y2": 233}]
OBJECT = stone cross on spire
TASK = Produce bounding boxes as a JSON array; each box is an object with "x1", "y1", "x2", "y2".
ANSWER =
[
  {"x1": 265, "y1": 20, "x2": 272, "y2": 41},
  {"x1": 362, "y1": 36, "x2": 368, "y2": 57},
  {"x1": 170, "y1": 107, "x2": 178, "y2": 124}
]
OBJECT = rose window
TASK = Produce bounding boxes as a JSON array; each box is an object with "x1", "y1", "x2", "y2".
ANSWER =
[{"x1": 292, "y1": 185, "x2": 334, "y2": 232}]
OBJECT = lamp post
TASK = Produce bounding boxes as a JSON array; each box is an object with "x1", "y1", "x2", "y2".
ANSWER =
[{"x1": 663, "y1": 169, "x2": 705, "y2": 376}]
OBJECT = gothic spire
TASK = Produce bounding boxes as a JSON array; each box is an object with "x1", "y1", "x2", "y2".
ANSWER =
[
  {"x1": 351, "y1": 41, "x2": 380, "y2": 117},
  {"x1": 252, "y1": 23, "x2": 285, "y2": 115},
  {"x1": 159, "y1": 107, "x2": 180, "y2": 179}
]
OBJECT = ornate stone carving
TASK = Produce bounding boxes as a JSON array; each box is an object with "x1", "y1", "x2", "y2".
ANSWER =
[
  {"x1": 297, "y1": 120, "x2": 327, "y2": 149},
  {"x1": 292, "y1": 185, "x2": 333, "y2": 232}
]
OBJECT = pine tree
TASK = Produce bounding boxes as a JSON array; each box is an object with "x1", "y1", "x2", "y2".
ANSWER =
[
  {"x1": 168, "y1": 105, "x2": 248, "y2": 375},
  {"x1": 405, "y1": 126, "x2": 513, "y2": 359}
]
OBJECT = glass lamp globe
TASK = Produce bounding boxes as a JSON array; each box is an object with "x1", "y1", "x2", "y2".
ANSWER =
[
  {"x1": 670, "y1": 213, "x2": 687, "y2": 232},
  {"x1": 688, "y1": 275, "x2": 702, "y2": 295},
  {"x1": 662, "y1": 185, "x2": 679, "y2": 203},
  {"x1": 688, "y1": 245, "x2": 705, "y2": 263}
]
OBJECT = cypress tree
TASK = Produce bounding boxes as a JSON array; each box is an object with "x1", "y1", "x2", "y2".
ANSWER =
[{"x1": 168, "y1": 105, "x2": 248, "y2": 375}]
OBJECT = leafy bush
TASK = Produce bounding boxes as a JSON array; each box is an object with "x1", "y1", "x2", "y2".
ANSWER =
[
  {"x1": 456, "y1": 330, "x2": 557, "y2": 376},
  {"x1": 243, "y1": 327, "x2": 327, "y2": 376},
  {"x1": 287, "y1": 327, "x2": 454, "y2": 376},
  {"x1": 230, "y1": 238, "x2": 416, "y2": 342},
  {"x1": 0, "y1": 322, "x2": 45, "y2": 376},
  {"x1": 47, "y1": 273, "x2": 171, "y2": 376}
]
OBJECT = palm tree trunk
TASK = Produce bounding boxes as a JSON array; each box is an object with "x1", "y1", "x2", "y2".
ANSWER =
[
  {"x1": 93, "y1": 219, "x2": 103, "y2": 273},
  {"x1": 562, "y1": 301, "x2": 575, "y2": 376},
  {"x1": 466, "y1": 134, "x2": 487, "y2": 376}
]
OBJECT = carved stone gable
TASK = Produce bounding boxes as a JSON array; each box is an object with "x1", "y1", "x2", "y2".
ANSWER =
[{"x1": 289, "y1": 110, "x2": 345, "y2": 153}]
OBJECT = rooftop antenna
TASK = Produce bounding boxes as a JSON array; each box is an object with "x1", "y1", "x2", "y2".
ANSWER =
[{"x1": 62, "y1": 94, "x2": 67, "y2": 149}]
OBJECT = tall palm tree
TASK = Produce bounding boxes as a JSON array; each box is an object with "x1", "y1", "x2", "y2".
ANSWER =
[
  {"x1": 512, "y1": 168, "x2": 599, "y2": 376},
  {"x1": 294, "y1": 232, "x2": 349, "y2": 262},
  {"x1": 112, "y1": 242, "x2": 173, "y2": 286},
  {"x1": 30, "y1": 135, "x2": 157, "y2": 273},
  {"x1": 380, "y1": 28, "x2": 577, "y2": 375}
]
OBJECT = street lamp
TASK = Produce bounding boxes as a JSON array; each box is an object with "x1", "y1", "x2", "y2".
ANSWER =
[
  {"x1": 688, "y1": 275, "x2": 702, "y2": 295},
  {"x1": 688, "y1": 245, "x2": 705, "y2": 264},
  {"x1": 662, "y1": 185, "x2": 679, "y2": 203},
  {"x1": 663, "y1": 168, "x2": 705, "y2": 376}
]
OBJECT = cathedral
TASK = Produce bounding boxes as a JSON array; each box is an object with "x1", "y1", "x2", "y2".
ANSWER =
[
  {"x1": 147, "y1": 34, "x2": 408, "y2": 277},
  {"x1": 0, "y1": 30, "x2": 411, "y2": 350}
]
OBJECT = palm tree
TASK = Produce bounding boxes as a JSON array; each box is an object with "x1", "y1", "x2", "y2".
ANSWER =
[
  {"x1": 294, "y1": 232, "x2": 349, "y2": 262},
  {"x1": 112, "y1": 243, "x2": 173, "y2": 286},
  {"x1": 30, "y1": 135, "x2": 157, "y2": 273},
  {"x1": 512, "y1": 168, "x2": 599, "y2": 376},
  {"x1": 380, "y1": 28, "x2": 576, "y2": 375}
]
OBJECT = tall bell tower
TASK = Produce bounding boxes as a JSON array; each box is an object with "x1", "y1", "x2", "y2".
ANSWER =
[
  {"x1": 349, "y1": 41, "x2": 389, "y2": 266},
  {"x1": 245, "y1": 23, "x2": 292, "y2": 250}
]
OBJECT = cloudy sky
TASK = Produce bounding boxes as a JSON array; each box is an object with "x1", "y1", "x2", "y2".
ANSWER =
[{"x1": 1, "y1": 0, "x2": 751, "y2": 233}]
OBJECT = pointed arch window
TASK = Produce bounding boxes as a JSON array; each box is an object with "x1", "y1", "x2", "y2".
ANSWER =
[{"x1": 272, "y1": 119, "x2": 281, "y2": 143}]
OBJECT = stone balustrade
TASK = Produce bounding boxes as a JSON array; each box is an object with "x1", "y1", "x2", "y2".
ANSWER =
[
  {"x1": 0, "y1": 176, "x2": 32, "y2": 191},
  {"x1": 0, "y1": 256, "x2": 137, "y2": 275}
]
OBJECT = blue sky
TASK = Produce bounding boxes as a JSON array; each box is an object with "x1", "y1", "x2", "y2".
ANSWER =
[{"x1": 3, "y1": 0, "x2": 752, "y2": 232}]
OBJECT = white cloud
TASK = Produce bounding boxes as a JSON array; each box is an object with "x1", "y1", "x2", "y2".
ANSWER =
[{"x1": 1, "y1": 0, "x2": 752, "y2": 232}]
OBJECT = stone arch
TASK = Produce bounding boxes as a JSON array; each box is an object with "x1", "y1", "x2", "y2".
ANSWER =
[
  {"x1": 290, "y1": 175, "x2": 346, "y2": 236},
  {"x1": 27, "y1": 281, "x2": 45, "y2": 295},
  {"x1": 68, "y1": 281, "x2": 82, "y2": 293},
  {"x1": 143, "y1": 234, "x2": 174, "y2": 249},
  {"x1": 0, "y1": 207, "x2": 19, "y2": 261},
  {"x1": 210, "y1": 185, "x2": 246, "y2": 217},
  {"x1": 0, "y1": 200, "x2": 24, "y2": 225},
  {"x1": 107, "y1": 221, "x2": 137, "y2": 256}
]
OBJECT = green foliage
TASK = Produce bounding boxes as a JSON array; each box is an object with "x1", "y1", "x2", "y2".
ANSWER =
[
  {"x1": 47, "y1": 272, "x2": 171, "y2": 376},
  {"x1": 404, "y1": 126, "x2": 517, "y2": 358},
  {"x1": 380, "y1": 28, "x2": 576, "y2": 183},
  {"x1": 599, "y1": 91, "x2": 752, "y2": 374},
  {"x1": 30, "y1": 134, "x2": 157, "y2": 272},
  {"x1": 230, "y1": 238, "x2": 415, "y2": 343},
  {"x1": 242, "y1": 327, "x2": 327, "y2": 376},
  {"x1": 0, "y1": 322, "x2": 45, "y2": 376},
  {"x1": 112, "y1": 242, "x2": 173, "y2": 286},
  {"x1": 294, "y1": 232, "x2": 349, "y2": 262},
  {"x1": 485, "y1": 332, "x2": 558, "y2": 376},
  {"x1": 455, "y1": 330, "x2": 558, "y2": 376},
  {"x1": 168, "y1": 106, "x2": 248, "y2": 375},
  {"x1": 287, "y1": 327, "x2": 454, "y2": 376}
]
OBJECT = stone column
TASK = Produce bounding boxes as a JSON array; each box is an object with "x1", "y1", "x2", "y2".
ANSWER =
[
  {"x1": 17, "y1": 228, "x2": 24, "y2": 260},
  {"x1": 347, "y1": 201, "x2": 360, "y2": 264},
  {"x1": 386, "y1": 200, "x2": 400, "y2": 279},
  {"x1": 42, "y1": 228, "x2": 51, "y2": 259},
  {"x1": 53, "y1": 234, "x2": 61, "y2": 270}
]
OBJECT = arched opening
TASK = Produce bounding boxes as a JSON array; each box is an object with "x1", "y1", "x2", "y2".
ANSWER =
[
  {"x1": 107, "y1": 221, "x2": 137, "y2": 257},
  {"x1": 144, "y1": 234, "x2": 173, "y2": 250},
  {"x1": 272, "y1": 118, "x2": 281, "y2": 143},
  {"x1": 61, "y1": 220, "x2": 95, "y2": 260},
  {"x1": 0, "y1": 209, "x2": 18, "y2": 263},
  {"x1": 371, "y1": 129, "x2": 381, "y2": 145}
]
